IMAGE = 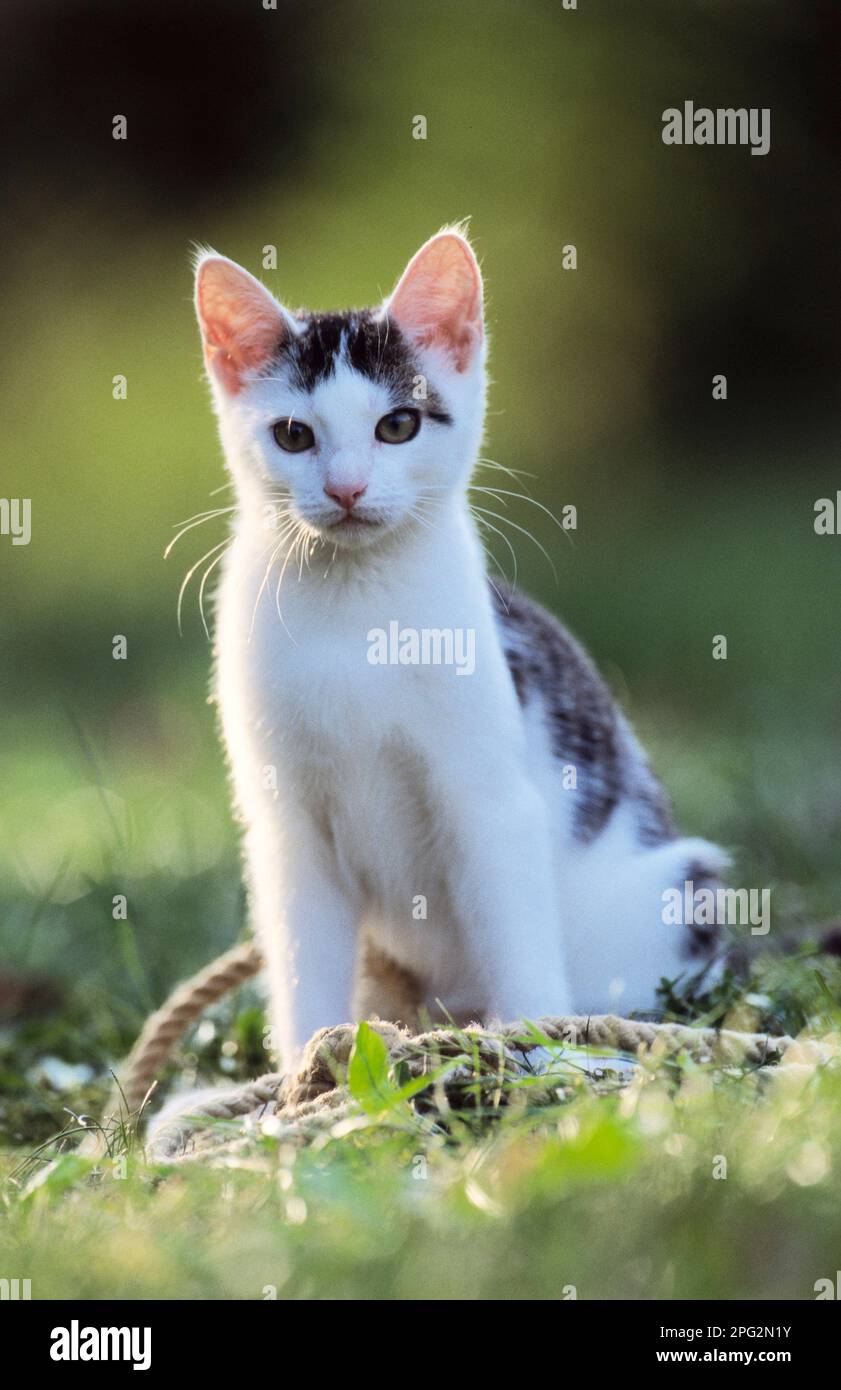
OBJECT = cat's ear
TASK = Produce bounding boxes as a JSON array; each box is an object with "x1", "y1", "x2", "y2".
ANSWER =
[
  {"x1": 194, "y1": 253, "x2": 292, "y2": 394},
  {"x1": 385, "y1": 229, "x2": 483, "y2": 372}
]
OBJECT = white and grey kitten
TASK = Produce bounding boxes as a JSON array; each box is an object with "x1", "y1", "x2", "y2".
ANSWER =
[{"x1": 193, "y1": 228, "x2": 727, "y2": 1070}]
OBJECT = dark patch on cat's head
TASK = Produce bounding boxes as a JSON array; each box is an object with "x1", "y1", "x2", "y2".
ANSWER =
[{"x1": 270, "y1": 310, "x2": 452, "y2": 421}]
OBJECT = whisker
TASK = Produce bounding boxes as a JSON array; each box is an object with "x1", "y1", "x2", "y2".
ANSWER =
[
  {"x1": 177, "y1": 537, "x2": 231, "y2": 634},
  {"x1": 296, "y1": 530, "x2": 309, "y2": 582},
  {"x1": 406, "y1": 502, "x2": 439, "y2": 537},
  {"x1": 172, "y1": 506, "x2": 236, "y2": 525},
  {"x1": 248, "y1": 516, "x2": 302, "y2": 642},
  {"x1": 486, "y1": 572, "x2": 510, "y2": 614},
  {"x1": 165, "y1": 507, "x2": 236, "y2": 558},
  {"x1": 471, "y1": 485, "x2": 572, "y2": 541},
  {"x1": 249, "y1": 539, "x2": 286, "y2": 641},
  {"x1": 476, "y1": 456, "x2": 535, "y2": 482},
  {"x1": 272, "y1": 533, "x2": 303, "y2": 643},
  {"x1": 422, "y1": 479, "x2": 569, "y2": 544},
  {"x1": 197, "y1": 540, "x2": 234, "y2": 640},
  {"x1": 469, "y1": 508, "x2": 518, "y2": 589},
  {"x1": 469, "y1": 484, "x2": 512, "y2": 509},
  {"x1": 470, "y1": 503, "x2": 557, "y2": 583},
  {"x1": 479, "y1": 529, "x2": 515, "y2": 605}
]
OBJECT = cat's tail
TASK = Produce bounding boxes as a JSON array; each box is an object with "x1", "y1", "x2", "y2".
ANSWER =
[{"x1": 79, "y1": 938, "x2": 264, "y2": 1156}]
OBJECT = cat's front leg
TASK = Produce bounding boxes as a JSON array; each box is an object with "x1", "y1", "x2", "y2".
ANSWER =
[
  {"x1": 444, "y1": 775, "x2": 573, "y2": 1023},
  {"x1": 247, "y1": 821, "x2": 360, "y2": 1072}
]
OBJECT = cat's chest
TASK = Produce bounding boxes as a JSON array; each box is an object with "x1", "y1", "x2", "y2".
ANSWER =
[
  {"x1": 219, "y1": 544, "x2": 519, "y2": 789},
  {"x1": 264, "y1": 622, "x2": 423, "y2": 718},
  {"x1": 254, "y1": 636, "x2": 446, "y2": 885},
  {"x1": 246, "y1": 583, "x2": 485, "y2": 738}
]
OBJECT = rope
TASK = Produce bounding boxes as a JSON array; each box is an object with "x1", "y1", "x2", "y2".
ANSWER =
[
  {"x1": 79, "y1": 939, "x2": 263, "y2": 1155},
  {"x1": 83, "y1": 940, "x2": 803, "y2": 1159},
  {"x1": 144, "y1": 1013, "x2": 802, "y2": 1160},
  {"x1": 117, "y1": 938, "x2": 263, "y2": 1112}
]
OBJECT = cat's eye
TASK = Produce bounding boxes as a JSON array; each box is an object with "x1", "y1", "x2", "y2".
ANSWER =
[
  {"x1": 272, "y1": 419, "x2": 315, "y2": 453},
  {"x1": 375, "y1": 409, "x2": 421, "y2": 445}
]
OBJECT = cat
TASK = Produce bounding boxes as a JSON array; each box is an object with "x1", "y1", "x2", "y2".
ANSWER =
[{"x1": 193, "y1": 227, "x2": 728, "y2": 1071}]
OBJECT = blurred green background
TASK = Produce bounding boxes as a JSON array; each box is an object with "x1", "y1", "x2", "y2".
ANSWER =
[{"x1": 0, "y1": 0, "x2": 839, "y2": 1077}]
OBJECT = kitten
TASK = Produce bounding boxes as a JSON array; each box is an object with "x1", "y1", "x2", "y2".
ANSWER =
[{"x1": 194, "y1": 228, "x2": 727, "y2": 1070}]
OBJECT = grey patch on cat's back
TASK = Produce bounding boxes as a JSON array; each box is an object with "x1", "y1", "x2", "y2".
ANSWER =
[
  {"x1": 490, "y1": 583, "x2": 676, "y2": 846},
  {"x1": 271, "y1": 309, "x2": 452, "y2": 422}
]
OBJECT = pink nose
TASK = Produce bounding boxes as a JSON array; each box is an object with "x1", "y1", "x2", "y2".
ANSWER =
[{"x1": 325, "y1": 483, "x2": 367, "y2": 512}]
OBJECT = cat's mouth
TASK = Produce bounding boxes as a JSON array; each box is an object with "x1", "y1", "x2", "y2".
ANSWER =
[
  {"x1": 330, "y1": 513, "x2": 380, "y2": 529},
  {"x1": 314, "y1": 507, "x2": 395, "y2": 542},
  {"x1": 296, "y1": 505, "x2": 400, "y2": 548}
]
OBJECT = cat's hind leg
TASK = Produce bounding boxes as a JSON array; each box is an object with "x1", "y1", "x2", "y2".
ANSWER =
[
  {"x1": 563, "y1": 815, "x2": 730, "y2": 1016},
  {"x1": 353, "y1": 937, "x2": 426, "y2": 1030}
]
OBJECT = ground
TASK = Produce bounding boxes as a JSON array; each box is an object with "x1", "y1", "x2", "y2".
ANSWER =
[{"x1": 2, "y1": 836, "x2": 841, "y2": 1298}]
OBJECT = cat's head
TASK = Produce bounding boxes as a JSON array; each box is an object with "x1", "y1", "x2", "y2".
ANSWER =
[{"x1": 194, "y1": 229, "x2": 486, "y2": 549}]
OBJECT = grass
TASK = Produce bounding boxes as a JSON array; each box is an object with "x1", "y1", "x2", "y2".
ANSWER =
[
  {"x1": 2, "y1": 736, "x2": 841, "y2": 1301},
  {"x1": 2, "y1": 966, "x2": 840, "y2": 1301}
]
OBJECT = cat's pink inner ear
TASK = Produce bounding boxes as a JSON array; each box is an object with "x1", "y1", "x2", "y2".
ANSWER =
[
  {"x1": 387, "y1": 232, "x2": 483, "y2": 372},
  {"x1": 195, "y1": 257, "x2": 286, "y2": 393}
]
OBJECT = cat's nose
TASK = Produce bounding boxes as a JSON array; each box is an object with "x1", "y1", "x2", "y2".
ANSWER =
[{"x1": 325, "y1": 483, "x2": 367, "y2": 512}]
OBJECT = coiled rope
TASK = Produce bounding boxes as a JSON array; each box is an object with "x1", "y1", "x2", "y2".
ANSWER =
[{"x1": 80, "y1": 938, "x2": 804, "y2": 1159}]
